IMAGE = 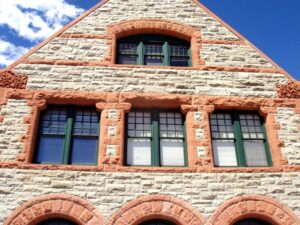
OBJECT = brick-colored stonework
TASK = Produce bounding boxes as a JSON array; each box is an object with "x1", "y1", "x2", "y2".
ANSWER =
[
  {"x1": 1, "y1": 0, "x2": 300, "y2": 224},
  {"x1": 4, "y1": 193, "x2": 105, "y2": 225},
  {"x1": 0, "y1": 70, "x2": 27, "y2": 89}
]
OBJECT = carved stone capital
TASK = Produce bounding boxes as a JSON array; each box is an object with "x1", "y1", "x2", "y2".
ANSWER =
[
  {"x1": 276, "y1": 81, "x2": 300, "y2": 99},
  {"x1": 0, "y1": 70, "x2": 27, "y2": 89}
]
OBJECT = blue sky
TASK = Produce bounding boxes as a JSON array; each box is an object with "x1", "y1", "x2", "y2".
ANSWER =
[{"x1": 0, "y1": 0, "x2": 299, "y2": 81}]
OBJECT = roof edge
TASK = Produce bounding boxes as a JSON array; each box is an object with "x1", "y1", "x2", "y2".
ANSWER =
[
  {"x1": 3, "y1": 0, "x2": 299, "y2": 83},
  {"x1": 193, "y1": 0, "x2": 299, "y2": 83},
  {"x1": 5, "y1": 0, "x2": 110, "y2": 70}
]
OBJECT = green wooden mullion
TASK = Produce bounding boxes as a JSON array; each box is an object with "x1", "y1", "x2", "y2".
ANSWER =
[
  {"x1": 262, "y1": 123, "x2": 273, "y2": 166},
  {"x1": 137, "y1": 41, "x2": 144, "y2": 65},
  {"x1": 62, "y1": 108, "x2": 74, "y2": 164},
  {"x1": 188, "y1": 47, "x2": 192, "y2": 67},
  {"x1": 232, "y1": 111, "x2": 247, "y2": 167},
  {"x1": 183, "y1": 121, "x2": 188, "y2": 167},
  {"x1": 151, "y1": 110, "x2": 160, "y2": 166},
  {"x1": 163, "y1": 42, "x2": 170, "y2": 66}
]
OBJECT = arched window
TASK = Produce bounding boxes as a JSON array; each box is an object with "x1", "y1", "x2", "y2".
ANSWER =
[
  {"x1": 234, "y1": 218, "x2": 272, "y2": 225},
  {"x1": 139, "y1": 219, "x2": 177, "y2": 225},
  {"x1": 37, "y1": 218, "x2": 77, "y2": 225},
  {"x1": 117, "y1": 34, "x2": 191, "y2": 67}
]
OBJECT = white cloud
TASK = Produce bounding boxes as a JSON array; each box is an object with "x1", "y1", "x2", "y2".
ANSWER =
[
  {"x1": 0, "y1": 39, "x2": 30, "y2": 67},
  {"x1": 0, "y1": 0, "x2": 84, "y2": 42}
]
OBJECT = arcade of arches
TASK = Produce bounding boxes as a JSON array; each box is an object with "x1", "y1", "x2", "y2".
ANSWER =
[{"x1": 4, "y1": 194, "x2": 299, "y2": 225}]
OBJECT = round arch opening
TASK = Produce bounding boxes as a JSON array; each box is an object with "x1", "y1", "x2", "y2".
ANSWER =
[
  {"x1": 36, "y1": 218, "x2": 78, "y2": 225},
  {"x1": 138, "y1": 219, "x2": 177, "y2": 225},
  {"x1": 233, "y1": 218, "x2": 272, "y2": 225}
]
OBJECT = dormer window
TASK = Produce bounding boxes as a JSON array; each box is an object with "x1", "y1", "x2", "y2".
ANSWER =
[{"x1": 117, "y1": 34, "x2": 191, "y2": 67}]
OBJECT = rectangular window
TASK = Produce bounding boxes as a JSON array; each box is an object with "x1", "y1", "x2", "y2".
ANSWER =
[
  {"x1": 126, "y1": 110, "x2": 187, "y2": 167},
  {"x1": 117, "y1": 42, "x2": 138, "y2": 65},
  {"x1": 35, "y1": 106, "x2": 99, "y2": 165},
  {"x1": 210, "y1": 111, "x2": 272, "y2": 167}
]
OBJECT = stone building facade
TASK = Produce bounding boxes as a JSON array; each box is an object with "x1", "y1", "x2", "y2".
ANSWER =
[{"x1": 0, "y1": 0, "x2": 299, "y2": 225}]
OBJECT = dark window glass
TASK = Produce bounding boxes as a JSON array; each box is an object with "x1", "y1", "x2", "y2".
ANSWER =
[
  {"x1": 234, "y1": 218, "x2": 271, "y2": 225},
  {"x1": 117, "y1": 42, "x2": 138, "y2": 64},
  {"x1": 117, "y1": 34, "x2": 190, "y2": 67},
  {"x1": 35, "y1": 106, "x2": 99, "y2": 165},
  {"x1": 170, "y1": 43, "x2": 190, "y2": 66},
  {"x1": 139, "y1": 219, "x2": 176, "y2": 225},
  {"x1": 144, "y1": 42, "x2": 164, "y2": 65},
  {"x1": 37, "y1": 218, "x2": 77, "y2": 225}
]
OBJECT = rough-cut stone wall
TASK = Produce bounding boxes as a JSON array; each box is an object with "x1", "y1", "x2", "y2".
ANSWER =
[
  {"x1": 0, "y1": 169, "x2": 299, "y2": 224},
  {"x1": 0, "y1": 99, "x2": 30, "y2": 162},
  {"x1": 13, "y1": 64, "x2": 288, "y2": 97},
  {"x1": 64, "y1": 0, "x2": 239, "y2": 41},
  {"x1": 276, "y1": 108, "x2": 300, "y2": 165},
  {"x1": 201, "y1": 44, "x2": 274, "y2": 68},
  {"x1": 28, "y1": 38, "x2": 108, "y2": 61}
]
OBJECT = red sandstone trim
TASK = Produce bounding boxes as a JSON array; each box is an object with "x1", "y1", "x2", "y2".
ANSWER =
[
  {"x1": 107, "y1": 195, "x2": 205, "y2": 225},
  {"x1": 57, "y1": 34, "x2": 246, "y2": 46},
  {"x1": 0, "y1": 70, "x2": 27, "y2": 89},
  {"x1": 60, "y1": 33, "x2": 108, "y2": 39},
  {"x1": 207, "y1": 195, "x2": 300, "y2": 225},
  {"x1": 276, "y1": 81, "x2": 300, "y2": 98},
  {"x1": 201, "y1": 40, "x2": 245, "y2": 45},
  {"x1": 21, "y1": 59, "x2": 284, "y2": 74},
  {"x1": 0, "y1": 89, "x2": 299, "y2": 172},
  {"x1": 4, "y1": 193, "x2": 105, "y2": 225}
]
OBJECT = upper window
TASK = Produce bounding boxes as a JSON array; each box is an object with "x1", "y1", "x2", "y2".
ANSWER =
[
  {"x1": 34, "y1": 106, "x2": 99, "y2": 165},
  {"x1": 117, "y1": 34, "x2": 191, "y2": 67},
  {"x1": 126, "y1": 110, "x2": 187, "y2": 167},
  {"x1": 210, "y1": 111, "x2": 272, "y2": 167}
]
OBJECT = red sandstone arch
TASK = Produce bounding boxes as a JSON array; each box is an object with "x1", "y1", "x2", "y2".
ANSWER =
[
  {"x1": 105, "y1": 19, "x2": 203, "y2": 66},
  {"x1": 207, "y1": 195, "x2": 300, "y2": 225},
  {"x1": 106, "y1": 195, "x2": 205, "y2": 225},
  {"x1": 4, "y1": 193, "x2": 105, "y2": 225}
]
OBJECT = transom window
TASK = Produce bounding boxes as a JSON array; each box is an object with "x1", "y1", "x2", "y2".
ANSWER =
[
  {"x1": 126, "y1": 110, "x2": 187, "y2": 166},
  {"x1": 117, "y1": 34, "x2": 191, "y2": 67},
  {"x1": 34, "y1": 106, "x2": 99, "y2": 165},
  {"x1": 210, "y1": 111, "x2": 272, "y2": 167},
  {"x1": 234, "y1": 218, "x2": 271, "y2": 225},
  {"x1": 37, "y1": 218, "x2": 77, "y2": 225}
]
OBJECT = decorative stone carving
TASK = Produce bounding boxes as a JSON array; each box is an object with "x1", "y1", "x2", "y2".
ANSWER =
[
  {"x1": 277, "y1": 81, "x2": 300, "y2": 99},
  {"x1": 0, "y1": 70, "x2": 27, "y2": 89}
]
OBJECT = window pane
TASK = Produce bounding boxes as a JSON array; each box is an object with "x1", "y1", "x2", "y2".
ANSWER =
[
  {"x1": 127, "y1": 111, "x2": 152, "y2": 137},
  {"x1": 160, "y1": 139, "x2": 184, "y2": 166},
  {"x1": 40, "y1": 107, "x2": 67, "y2": 135},
  {"x1": 159, "y1": 112, "x2": 183, "y2": 138},
  {"x1": 210, "y1": 113, "x2": 234, "y2": 139},
  {"x1": 127, "y1": 138, "x2": 151, "y2": 166},
  {"x1": 70, "y1": 137, "x2": 97, "y2": 164},
  {"x1": 118, "y1": 55, "x2": 137, "y2": 64},
  {"x1": 73, "y1": 109, "x2": 99, "y2": 136},
  {"x1": 36, "y1": 136, "x2": 64, "y2": 163},
  {"x1": 239, "y1": 113, "x2": 264, "y2": 140},
  {"x1": 145, "y1": 43, "x2": 164, "y2": 66},
  {"x1": 145, "y1": 55, "x2": 163, "y2": 66},
  {"x1": 244, "y1": 140, "x2": 268, "y2": 166},
  {"x1": 118, "y1": 42, "x2": 138, "y2": 64},
  {"x1": 213, "y1": 140, "x2": 237, "y2": 166}
]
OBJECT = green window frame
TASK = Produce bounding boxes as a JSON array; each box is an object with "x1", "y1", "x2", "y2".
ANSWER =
[
  {"x1": 125, "y1": 110, "x2": 188, "y2": 167},
  {"x1": 117, "y1": 34, "x2": 192, "y2": 67},
  {"x1": 210, "y1": 111, "x2": 272, "y2": 167},
  {"x1": 34, "y1": 105, "x2": 100, "y2": 165}
]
